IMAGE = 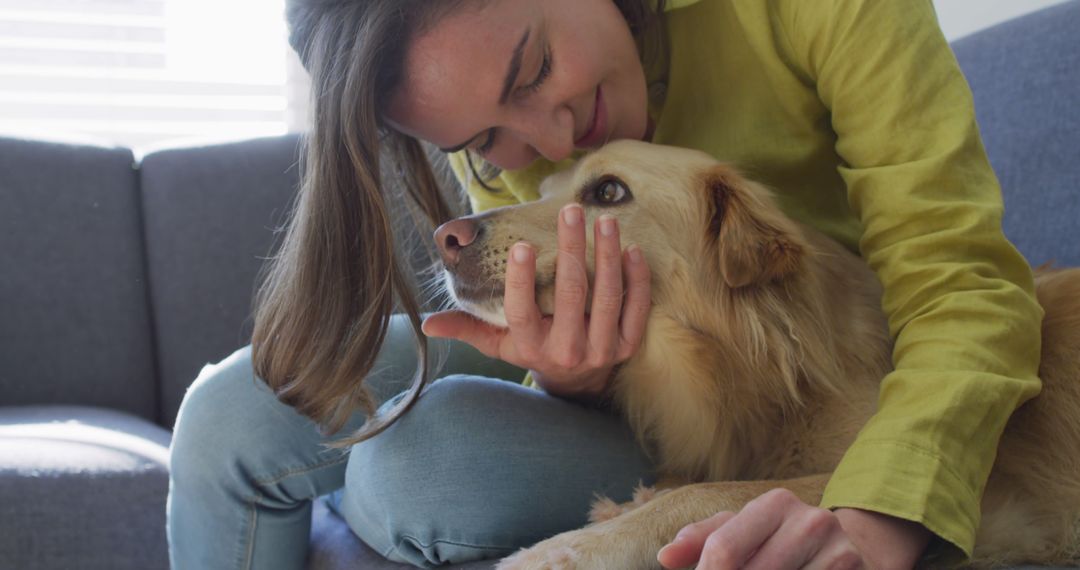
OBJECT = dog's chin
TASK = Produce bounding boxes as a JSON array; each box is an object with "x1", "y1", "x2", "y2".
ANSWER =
[
  {"x1": 442, "y1": 272, "x2": 508, "y2": 327},
  {"x1": 443, "y1": 271, "x2": 556, "y2": 328},
  {"x1": 459, "y1": 299, "x2": 509, "y2": 328},
  {"x1": 453, "y1": 293, "x2": 558, "y2": 329}
]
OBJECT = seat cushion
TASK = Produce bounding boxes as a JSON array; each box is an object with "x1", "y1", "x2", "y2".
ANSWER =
[{"x1": 0, "y1": 406, "x2": 171, "y2": 570}]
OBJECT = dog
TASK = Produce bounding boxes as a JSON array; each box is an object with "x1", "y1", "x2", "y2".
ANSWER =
[{"x1": 432, "y1": 140, "x2": 1080, "y2": 568}]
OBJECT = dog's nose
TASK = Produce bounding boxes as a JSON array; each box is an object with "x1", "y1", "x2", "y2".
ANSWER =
[{"x1": 434, "y1": 218, "x2": 479, "y2": 267}]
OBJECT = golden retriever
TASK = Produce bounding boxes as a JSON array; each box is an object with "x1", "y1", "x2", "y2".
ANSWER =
[{"x1": 433, "y1": 140, "x2": 1080, "y2": 569}]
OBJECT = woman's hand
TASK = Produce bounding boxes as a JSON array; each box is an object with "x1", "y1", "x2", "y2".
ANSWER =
[
  {"x1": 657, "y1": 489, "x2": 931, "y2": 570},
  {"x1": 422, "y1": 203, "x2": 652, "y2": 402}
]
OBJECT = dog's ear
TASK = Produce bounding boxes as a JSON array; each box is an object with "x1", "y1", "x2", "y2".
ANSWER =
[{"x1": 705, "y1": 166, "x2": 805, "y2": 289}]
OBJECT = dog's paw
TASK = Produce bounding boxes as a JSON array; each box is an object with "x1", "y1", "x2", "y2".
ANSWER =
[
  {"x1": 587, "y1": 484, "x2": 670, "y2": 524},
  {"x1": 495, "y1": 524, "x2": 662, "y2": 570},
  {"x1": 495, "y1": 528, "x2": 608, "y2": 570},
  {"x1": 495, "y1": 543, "x2": 583, "y2": 570},
  {"x1": 586, "y1": 496, "x2": 623, "y2": 524},
  {"x1": 631, "y1": 483, "x2": 667, "y2": 507}
]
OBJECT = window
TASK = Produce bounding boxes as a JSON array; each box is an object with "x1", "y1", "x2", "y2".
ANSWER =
[{"x1": 0, "y1": 0, "x2": 310, "y2": 156}]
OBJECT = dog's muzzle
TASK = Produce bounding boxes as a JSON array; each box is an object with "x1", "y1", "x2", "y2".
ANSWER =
[{"x1": 433, "y1": 217, "x2": 504, "y2": 304}]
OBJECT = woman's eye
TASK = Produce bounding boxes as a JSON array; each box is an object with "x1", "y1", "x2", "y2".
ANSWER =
[
  {"x1": 525, "y1": 49, "x2": 551, "y2": 93},
  {"x1": 595, "y1": 179, "x2": 628, "y2": 203}
]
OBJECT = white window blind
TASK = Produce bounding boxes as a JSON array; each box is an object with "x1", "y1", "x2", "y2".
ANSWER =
[
  {"x1": 4, "y1": 0, "x2": 1060, "y2": 157},
  {"x1": 0, "y1": 0, "x2": 311, "y2": 156}
]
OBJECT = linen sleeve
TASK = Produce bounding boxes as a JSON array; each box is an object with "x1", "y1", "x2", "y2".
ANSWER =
[{"x1": 778, "y1": 0, "x2": 1044, "y2": 558}]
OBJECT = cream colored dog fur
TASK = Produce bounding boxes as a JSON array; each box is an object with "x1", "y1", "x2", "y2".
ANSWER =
[{"x1": 435, "y1": 140, "x2": 1080, "y2": 569}]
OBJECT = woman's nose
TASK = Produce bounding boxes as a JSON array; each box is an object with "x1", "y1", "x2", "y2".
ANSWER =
[
  {"x1": 433, "y1": 217, "x2": 479, "y2": 268},
  {"x1": 530, "y1": 133, "x2": 573, "y2": 163}
]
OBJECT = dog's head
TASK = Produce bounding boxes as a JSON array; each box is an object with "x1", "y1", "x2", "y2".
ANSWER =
[{"x1": 433, "y1": 140, "x2": 809, "y2": 326}]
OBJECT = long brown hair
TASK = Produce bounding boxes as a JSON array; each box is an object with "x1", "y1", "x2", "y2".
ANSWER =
[{"x1": 254, "y1": 0, "x2": 668, "y2": 446}]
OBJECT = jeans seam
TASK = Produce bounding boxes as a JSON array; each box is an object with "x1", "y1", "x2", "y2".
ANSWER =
[
  {"x1": 240, "y1": 491, "x2": 259, "y2": 570},
  {"x1": 250, "y1": 453, "x2": 349, "y2": 487},
  {"x1": 398, "y1": 532, "x2": 513, "y2": 552},
  {"x1": 244, "y1": 455, "x2": 343, "y2": 570}
]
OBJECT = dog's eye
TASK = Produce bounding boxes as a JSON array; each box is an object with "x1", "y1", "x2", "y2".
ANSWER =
[
  {"x1": 580, "y1": 175, "x2": 632, "y2": 207},
  {"x1": 594, "y1": 179, "x2": 628, "y2": 204}
]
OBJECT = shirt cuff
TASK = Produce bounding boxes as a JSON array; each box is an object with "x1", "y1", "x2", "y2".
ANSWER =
[{"x1": 820, "y1": 438, "x2": 977, "y2": 563}]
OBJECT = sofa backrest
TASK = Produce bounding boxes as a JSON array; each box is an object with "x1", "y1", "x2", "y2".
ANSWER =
[
  {"x1": 0, "y1": 137, "x2": 158, "y2": 420},
  {"x1": 953, "y1": 0, "x2": 1080, "y2": 267},
  {"x1": 138, "y1": 135, "x2": 305, "y2": 427}
]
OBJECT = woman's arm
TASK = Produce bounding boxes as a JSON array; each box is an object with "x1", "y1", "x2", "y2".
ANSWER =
[{"x1": 779, "y1": 0, "x2": 1043, "y2": 559}]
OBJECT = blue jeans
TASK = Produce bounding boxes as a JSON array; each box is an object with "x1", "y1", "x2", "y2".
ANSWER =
[{"x1": 167, "y1": 315, "x2": 657, "y2": 569}]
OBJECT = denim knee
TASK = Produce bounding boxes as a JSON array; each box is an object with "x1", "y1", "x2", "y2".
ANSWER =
[
  {"x1": 171, "y1": 346, "x2": 261, "y2": 489},
  {"x1": 335, "y1": 375, "x2": 656, "y2": 567},
  {"x1": 169, "y1": 346, "x2": 369, "y2": 570},
  {"x1": 169, "y1": 346, "x2": 352, "y2": 508}
]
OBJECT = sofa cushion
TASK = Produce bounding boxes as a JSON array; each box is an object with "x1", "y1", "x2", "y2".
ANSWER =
[
  {"x1": 0, "y1": 137, "x2": 158, "y2": 421},
  {"x1": 138, "y1": 135, "x2": 304, "y2": 428},
  {"x1": 952, "y1": 0, "x2": 1080, "y2": 267},
  {"x1": 0, "y1": 405, "x2": 171, "y2": 570}
]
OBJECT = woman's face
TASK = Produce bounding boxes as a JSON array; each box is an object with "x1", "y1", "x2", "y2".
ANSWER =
[{"x1": 385, "y1": 0, "x2": 649, "y2": 171}]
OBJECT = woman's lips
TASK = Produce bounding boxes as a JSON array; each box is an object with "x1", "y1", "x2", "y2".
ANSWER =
[{"x1": 574, "y1": 85, "x2": 607, "y2": 148}]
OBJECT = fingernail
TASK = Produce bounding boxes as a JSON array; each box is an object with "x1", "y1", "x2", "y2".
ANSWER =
[
  {"x1": 512, "y1": 243, "x2": 531, "y2": 264},
  {"x1": 599, "y1": 214, "x2": 616, "y2": 237},
  {"x1": 657, "y1": 540, "x2": 683, "y2": 561},
  {"x1": 628, "y1": 245, "x2": 642, "y2": 263},
  {"x1": 562, "y1": 204, "x2": 582, "y2": 227}
]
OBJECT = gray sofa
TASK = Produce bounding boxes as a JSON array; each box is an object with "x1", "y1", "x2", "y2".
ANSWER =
[{"x1": 1, "y1": 2, "x2": 1078, "y2": 569}]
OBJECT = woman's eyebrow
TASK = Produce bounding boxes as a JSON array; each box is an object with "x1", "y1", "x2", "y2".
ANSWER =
[
  {"x1": 498, "y1": 28, "x2": 531, "y2": 105},
  {"x1": 438, "y1": 27, "x2": 531, "y2": 154}
]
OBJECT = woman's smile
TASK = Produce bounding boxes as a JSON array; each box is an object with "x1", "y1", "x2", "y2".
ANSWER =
[{"x1": 574, "y1": 85, "x2": 608, "y2": 148}]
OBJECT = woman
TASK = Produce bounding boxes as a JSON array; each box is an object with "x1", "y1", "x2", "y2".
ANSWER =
[{"x1": 167, "y1": 0, "x2": 1044, "y2": 568}]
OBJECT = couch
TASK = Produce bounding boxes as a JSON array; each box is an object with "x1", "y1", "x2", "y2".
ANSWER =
[{"x1": 1, "y1": 2, "x2": 1077, "y2": 568}]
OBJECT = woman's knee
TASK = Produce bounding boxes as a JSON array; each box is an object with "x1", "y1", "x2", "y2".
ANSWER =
[
  {"x1": 170, "y1": 345, "x2": 352, "y2": 499},
  {"x1": 336, "y1": 375, "x2": 656, "y2": 566},
  {"x1": 171, "y1": 346, "x2": 263, "y2": 478}
]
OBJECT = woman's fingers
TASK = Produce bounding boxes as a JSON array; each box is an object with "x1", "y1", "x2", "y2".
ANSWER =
[
  {"x1": 421, "y1": 310, "x2": 507, "y2": 359},
  {"x1": 548, "y1": 203, "x2": 589, "y2": 367},
  {"x1": 798, "y1": 536, "x2": 866, "y2": 570},
  {"x1": 741, "y1": 507, "x2": 852, "y2": 570},
  {"x1": 657, "y1": 511, "x2": 736, "y2": 569},
  {"x1": 586, "y1": 213, "x2": 624, "y2": 362},
  {"x1": 502, "y1": 241, "x2": 544, "y2": 364},
  {"x1": 616, "y1": 243, "x2": 650, "y2": 362},
  {"x1": 658, "y1": 489, "x2": 867, "y2": 570},
  {"x1": 490, "y1": 206, "x2": 648, "y2": 390},
  {"x1": 695, "y1": 490, "x2": 792, "y2": 569}
]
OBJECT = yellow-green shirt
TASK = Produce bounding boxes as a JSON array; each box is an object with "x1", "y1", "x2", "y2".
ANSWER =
[{"x1": 446, "y1": 0, "x2": 1043, "y2": 559}]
